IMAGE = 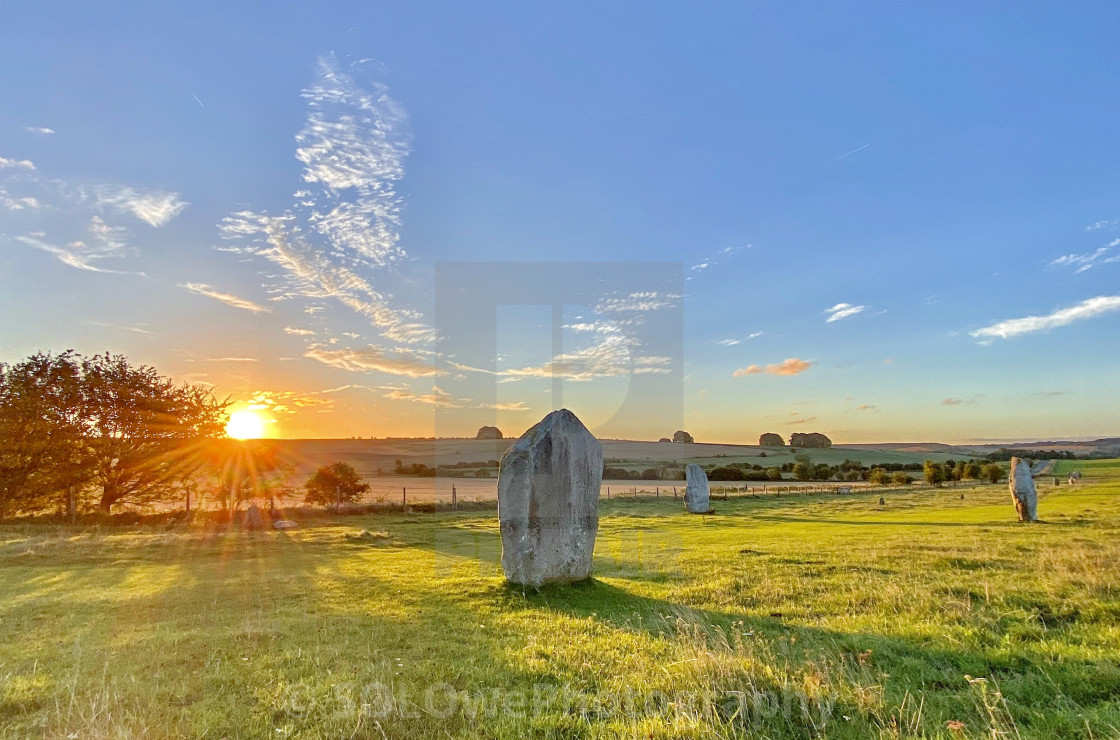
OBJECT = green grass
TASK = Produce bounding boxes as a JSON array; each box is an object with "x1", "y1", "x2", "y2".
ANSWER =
[{"x1": 2, "y1": 472, "x2": 1120, "y2": 738}]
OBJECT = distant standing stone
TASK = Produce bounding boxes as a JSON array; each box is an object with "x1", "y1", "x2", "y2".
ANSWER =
[
  {"x1": 498, "y1": 409, "x2": 602, "y2": 587},
  {"x1": 685, "y1": 464, "x2": 710, "y2": 514},
  {"x1": 1009, "y1": 457, "x2": 1038, "y2": 522},
  {"x1": 245, "y1": 504, "x2": 263, "y2": 530}
]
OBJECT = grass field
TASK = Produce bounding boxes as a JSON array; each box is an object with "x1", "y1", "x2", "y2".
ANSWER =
[{"x1": 2, "y1": 465, "x2": 1119, "y2": 738}]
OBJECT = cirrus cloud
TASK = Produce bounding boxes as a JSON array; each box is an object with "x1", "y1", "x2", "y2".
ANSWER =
[{"x1": 969, "y1": 295, "x2": 1120, "y2": 342}]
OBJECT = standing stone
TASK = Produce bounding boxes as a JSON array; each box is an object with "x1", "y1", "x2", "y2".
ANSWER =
[
  {"x1": 685, "y1": 464, "x2": 710, "y2": 514},
  {"x1": 498, "y1": 409, "x2": 602, "y2": 587},
  {"x1": 1009, "y1": 457, "x2": 1038, "y2": 522},
  {"x1": 245, "y1": 504, "x2": 263, "y2": 530}
]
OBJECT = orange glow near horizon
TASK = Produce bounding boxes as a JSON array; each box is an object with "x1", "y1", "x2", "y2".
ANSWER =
[{"x1": 226, "y1": 410, "x2": 267, "y2": 439}]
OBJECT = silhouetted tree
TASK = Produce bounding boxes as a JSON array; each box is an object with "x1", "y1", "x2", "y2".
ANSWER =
[{"x1": 304, "y1": 461, "x2": 370, "y2": 507}]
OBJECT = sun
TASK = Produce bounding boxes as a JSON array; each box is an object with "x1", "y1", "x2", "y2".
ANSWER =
[{"x1": 226, "y1": 410, "x2": 267, "y2": 440}]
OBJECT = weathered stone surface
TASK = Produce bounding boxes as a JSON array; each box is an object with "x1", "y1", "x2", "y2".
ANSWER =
[
  {"x1": 245, "y1": 504, "x2": 263, "y2": 530},
  {"x1": 475, "y1": 425, "x2": 503, "y2": 440},
  {"x1": 685, "y1": 464, "x2": 710, "y2": 514},
  {"x1": 498, "y1": 409, "x2": 602, "y2": 587},
  {"x1": 1009, "y1": 457, "x2": 1038, "y2": 522}
]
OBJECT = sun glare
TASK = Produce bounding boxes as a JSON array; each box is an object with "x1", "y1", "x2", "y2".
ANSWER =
[{"x1": 226, "y1": 410, "x2": 266, "y2": 440}]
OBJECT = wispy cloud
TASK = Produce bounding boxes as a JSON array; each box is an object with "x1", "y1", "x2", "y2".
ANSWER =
[
  {"x1": 84, "y1": 321, "x2": 154, "y2": 335},
  {"x1": 26, "y1": 127, "x2": 55, "y2": 135},
  {"x1": 1050, "y1": 241, "x2": 1120, "y2": 274},
  {"x1": 14, "y1": 216, "x2": 145, "y2": 275},
  {"x1": 970, "y1": 295, "x2": 1120, "y2": 342},
  {"x1": 305, "y1": 345, "x2": 443, "y2": 377},
  {"x1": 383, "y1": 385, "x2": 466, "y2": 408},
  {"x1": 786, "y1": 415, "x2": 818, "y2": 425},
  {"x1": 715, "y1": 331, "x2": 762, "y2": 346},
  {"x1": 0, "y1": 155, "x2": 36, "y2": 170},
  {"x1": 217, "y1": 55, "x2": 433, "y2": 348},
  {"x1": 206, "y1": 357, "x2": 259, "y2": 362},
  {"x1": 477, "y1": 400, "x2": 531, "y2": 411},
  {"x1": 595, "y1": 291, "x2": 681, "y2": 314},
  {"x1": 80, "y1": 184, "x2": 188, "y2": 227},
  {"x1": 824, "y1": 302, "x2": 867, "y2": 323},
  {"x1": 942, "y1": 398, "x2": 963, "y2": 406},
  {"x1": 856, "y1": 403, "x2": 877, "y2": 411},
  {"x1": 0, "y1": 191, "x2": 41, "y2": 210},
  {"x1": 501, "y1": 334, "x2": 671, "y2": 382},
  {"x1": 686, "y1": 244, "x2": 746, "y2": 281},
  {"x1": 179, "y1": 282, "x2": 272, "y2": 314},
  {"x1": 733, "y1": 357, "x2": 815, "y2": 377},
  {"x1": 284, "y1": 326, "x2": 317, "y2": 336},
  {"x1": 1086, "y1": 219, "x2": 1118, "y2": 232}
]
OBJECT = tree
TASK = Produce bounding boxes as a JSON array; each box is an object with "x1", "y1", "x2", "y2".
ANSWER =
[
  {"x1": 962, "y1": 462, "x2": 982, "y2": 480},
  {"x1": 80, "y1": 354, "x2": 228, "y2": 512},
  {"x1": 758, "y1": 433, "x2": 784, "y2": 447},
  {"x1": 869, "y1": 468, "x2": 890, "y2": 485},
  {"x1": 923, "y1": 461, "x2": 947, "y2": 487},
  {"x1": 0, "y1": 352, "x2": 90, "y2": 519},
  {"x1": 891, "y1": 472, "x2": 913, "y2": 486},
  {"x1": 792, "y1": 462, "x2": 812, "y2": 481},
  {"x1": 672, "y1": 430, "x2": 694, "y2": 443},
  {"x1": 789, "y1": 432, "x2": 832, "y2": 448},
  {"x1": 980, "y1": 463, "x2": 1005, "y2": 484},
  {"x1": 304, "y1": 462, "x2": 370, "y2": 507}
]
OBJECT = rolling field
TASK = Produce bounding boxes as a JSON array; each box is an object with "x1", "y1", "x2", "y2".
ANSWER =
[{"x1": 2, "y1": 470, "x2": 1119, "y2": 738}]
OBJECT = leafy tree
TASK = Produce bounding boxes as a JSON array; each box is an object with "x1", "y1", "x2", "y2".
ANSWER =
[
  {"x1": 758, "y1": 433, "x2": 784, "y2": 447},
  {"x1": 766, "y1": 467, "x2": 783, "y2": 481},
  {"x1": 0, "y1": 352, "x2": 90, "y2": 519},
  {"x1": 792, "y1": 462, "x2": 812, "y2": 481},
  {"x1": 962, "y1": 462, "x2": 982, "y2": 480},
  {"x1": 891, "y1": 472, "x2": 913, "y2": 486},
  {"x1": 980, "y1": 463, "x2": 1005, "y2": 484},
  {"x1": 869, "y1": 468, "x2": 890, "y2": 485},
  {"x1": 304, "y1": 461, "x2": 370, "y2": 507},
  {"x1": 923, "y1": 461, "x2": 947, "y2": 487},
  {"x1": 81, "y1": 354, "x2": 228, "y2": 512}
]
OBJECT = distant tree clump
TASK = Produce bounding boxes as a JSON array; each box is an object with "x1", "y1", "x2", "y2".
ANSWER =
[
  {"x1": 304, "y1": 462, "x2": 370, "y2": 507},
  {"x1": 923, "y1": 461, "x2": 948, "y2": 487},
  {"x1": 789, "y1": 432, "x2": 832, "y2": 448},
  {"x1": 475, "y1": 426, "x2": 503, "y2": 440},
  {"x1": 672, "y1": 430, "x2": 694, "y2": 444},
  {"x1": 758, "y1": 433, "x2": 784, "y2": 447},
  {"x1": 980, "y1": 463, "x2": 1005, "y2": 484},
  {"x1": 891, "y1": 472, "x2": 914, "y2": 486}
]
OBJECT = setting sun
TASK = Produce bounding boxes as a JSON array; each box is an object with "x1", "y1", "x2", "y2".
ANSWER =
[{"x1": 226, "y1": 410, "x2": 266, "y2": 440}]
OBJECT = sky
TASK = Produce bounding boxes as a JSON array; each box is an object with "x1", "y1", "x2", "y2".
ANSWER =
[{"x1": 1, "y1": 2, "x2": 1119, "y2": 444}]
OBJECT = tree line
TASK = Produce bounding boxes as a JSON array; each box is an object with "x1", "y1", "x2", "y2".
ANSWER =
[{"x1": 0, "y1": 351, "x2": 276, "y2": 519}]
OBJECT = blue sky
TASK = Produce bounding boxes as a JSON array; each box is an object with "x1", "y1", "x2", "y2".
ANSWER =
[{"x1": 1, "y1": 2, "x2": 1118, "y2": 443}]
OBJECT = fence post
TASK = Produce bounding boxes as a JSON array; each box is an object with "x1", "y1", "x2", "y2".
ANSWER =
[
  {"x1": 402, "y1": 487, "x2": 407, "y2": 509},
  {"x1": 452, "y1": 484, "x2": 457, "y2": 510},
  {"x1": 336, "y1": 485, "x2": 341, "y2": 513}
]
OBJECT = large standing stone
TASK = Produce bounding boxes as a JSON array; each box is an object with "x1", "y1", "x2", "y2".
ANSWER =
[
  {"x1": 498, "y1": 409, "x2": 602, "y2": 587},
  {"x1": 685, "y1": 464, "x2": 710, "y2": 514},
  {"x1": 1009, "y1": 457, "x2": 1038, "y2": 522}
]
